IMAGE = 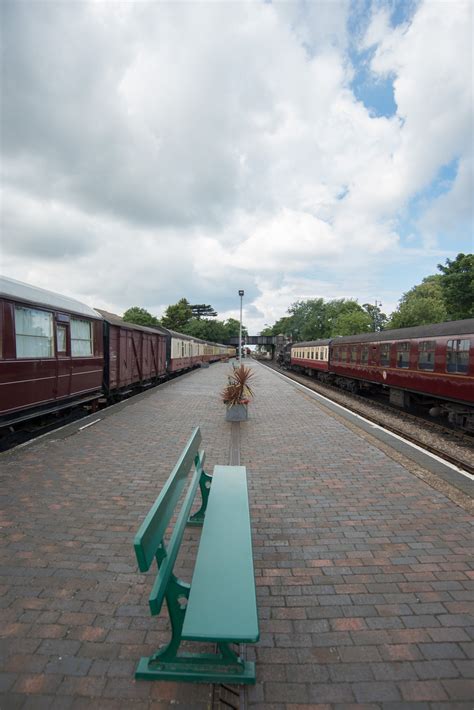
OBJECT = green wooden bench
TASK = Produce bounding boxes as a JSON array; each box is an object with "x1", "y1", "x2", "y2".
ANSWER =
[{"x1": 133, "y1": 426, "x2": 259, "y2": 684}]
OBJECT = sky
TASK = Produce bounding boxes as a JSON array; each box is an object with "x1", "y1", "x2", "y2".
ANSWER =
[{"x1": 1, "y1": 0, "x2": 473, "y2": 334}]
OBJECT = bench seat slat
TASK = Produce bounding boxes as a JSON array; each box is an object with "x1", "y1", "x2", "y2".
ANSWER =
[{"x1": 182, "y1": 465, "x2": 259, "y2": 644}]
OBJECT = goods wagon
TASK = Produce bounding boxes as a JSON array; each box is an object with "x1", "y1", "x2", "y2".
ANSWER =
[{"x1": 96, "y1": 310, "x2": 168, "y2": 398}]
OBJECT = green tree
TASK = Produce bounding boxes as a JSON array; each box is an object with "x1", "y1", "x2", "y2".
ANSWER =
[
  {"x1": 223, "y1": 318, "x2": 248, "y2": 340},
  {"x1": 362, "y1": 303, "x2": 388, "y2": 332},
  {"x1": 190, "y1": 304, "x2": 218, "y2": 319},
  {"x1": 333, "y1": 309, "x2": 373, "y2": 336},
  {"x1": 161, "y1": 298, "x2": 193, "y2": 331},
  {"x1": 122, "y1": 306, "x2": 160, "y2": 327},
  {"x1": 325, "y1": 299, "x2": 367, "y2": 337},
  {"x1": 388, "y1": 276, "x2": 448, "y2": 329},
  {"x1": 287, "y1": 298, "x2": 327, "y2": 340},
  {"x1": 437, "y1": 253, "x2": 474, "y2": 319},
  {"x1": 185, "y1": 318, "x2": 226, "y2": 342}
]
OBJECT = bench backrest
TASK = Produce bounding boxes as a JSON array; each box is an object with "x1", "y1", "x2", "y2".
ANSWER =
[{"x1": 133, "y1": 427, "x2": 205, "y2": 615}]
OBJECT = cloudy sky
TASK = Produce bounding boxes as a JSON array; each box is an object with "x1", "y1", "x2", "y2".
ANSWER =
[{"x1": 1, "y1": 0, "x2": 472, "y2": 333}]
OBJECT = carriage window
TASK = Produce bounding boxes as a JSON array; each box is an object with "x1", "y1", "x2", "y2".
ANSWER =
[
  {"x1": 418, "y1": 341, "x2": 435, "y2": 371},
  {"x1": 380, "y1": 343, "x2": 390, "y2": 366},
  {"x1": 71, "y1": 318, "x2": 93, "y2": 356},
  {"x1": 361, "y1": 346, "x2": 369, "y2": 364},
  {"x1": 15, "y1": 306, "x2": 54, "y2": 358},
  {"x1": 57, "y1": 325, "x2": 67, "y2": 353},
  {"x1": 341, "y1": 347, "x2": 348, "y2": 362},
  {"x1": 350, "y1": 346, "x2": 357, "y2": 363},
  {"x1": 446, "y1": 339, "x2": 470, "y2": 374},
  {"x1": 396, "y1": 342, "x2": 410, "y2": 368}
]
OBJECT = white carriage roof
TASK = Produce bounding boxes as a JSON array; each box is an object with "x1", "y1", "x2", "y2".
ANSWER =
[{"x1": 0, "y1": 275, "x2": 102, "y2": 320}]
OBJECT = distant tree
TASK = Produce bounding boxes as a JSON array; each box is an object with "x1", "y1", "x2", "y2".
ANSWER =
[
  {"x1": 191, "y1": 304, "x2": 218, "y2": 319},
  {"x1": 161, "y1": 298, "x2": 193, "y2": 331},
  {"x1": 437, "y1": 253, "x2": 474, "y2": 319},
  {"x1": 325, "y1": 299, "x2": 368, "y2": 337},
  {"x1": 333, "y1": 310, "x2": 373, "y2": 336},
  {"x1": 186, "y1": 318, "x2": 225, "y2": 342},
  {"x1": 388, "y1": 276, "x2": 448, "y2": 329},
  {"x1": 287, "y1": 298, "x2": 327, "y2": 340},
  {"x1": 184, "y1": 316, "x2": 247, "y2": 344},
  {"x1": 362, "y1": 303, "x2": 388, "y2": 332},
  {"x1": 123, "y1": 306, "x2": 160, "y2": 327},
  {"x1": 223, "y1": 318, "x2": 248, "y2": 339}
]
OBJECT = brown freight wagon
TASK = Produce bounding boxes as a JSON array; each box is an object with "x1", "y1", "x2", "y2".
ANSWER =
[{"x1": 96, "y1": 310, "x2": 168, "y2": 399}]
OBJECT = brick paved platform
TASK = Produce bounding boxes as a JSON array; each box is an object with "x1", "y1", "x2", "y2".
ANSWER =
[{"x1": 1, "y1": 361, "x2": 473, "y2": 709}]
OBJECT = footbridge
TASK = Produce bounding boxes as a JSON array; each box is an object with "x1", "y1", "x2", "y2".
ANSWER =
[{"x1": 225, "y1": 335, "x2": 289, "y2": 359}]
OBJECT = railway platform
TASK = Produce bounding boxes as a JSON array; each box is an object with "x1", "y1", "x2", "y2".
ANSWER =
[{"x1": 0, "y1": 360, "x2": 473, "y2": 709}]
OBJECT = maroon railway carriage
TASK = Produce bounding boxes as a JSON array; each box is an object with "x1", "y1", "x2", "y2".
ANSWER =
[
  {"x1": 330, "y1": 320, "x2": 474, "y2": 430},
  {"x1": 289, "y1": 320, "x2": 474, "y2": 430},
  {"x1": 0, "y1": 276, "x2": 104, "y2": 428},
  {"x1": 96, "y1": 310, "x2": 168, "y2": 398}
]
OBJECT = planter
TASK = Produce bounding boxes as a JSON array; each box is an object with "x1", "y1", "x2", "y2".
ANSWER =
[{"x1": 225, "y1": 403, "x2": 248, "y2": 421}]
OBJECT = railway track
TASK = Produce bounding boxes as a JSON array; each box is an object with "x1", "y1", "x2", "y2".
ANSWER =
[{"x1": 259, "y1": 360, "x2": 474, "y2": 477}]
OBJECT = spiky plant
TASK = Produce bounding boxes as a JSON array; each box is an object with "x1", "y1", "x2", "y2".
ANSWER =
[{"x1": 221, "y1": 365, "x2": 255, "y2": 407}]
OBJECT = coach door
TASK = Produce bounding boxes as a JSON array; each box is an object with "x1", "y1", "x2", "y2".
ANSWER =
[{"x1": 56, "y1": 316, "x2": 72, "y2": 399}]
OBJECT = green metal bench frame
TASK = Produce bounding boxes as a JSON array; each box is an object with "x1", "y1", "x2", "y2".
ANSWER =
[{"x1": 133, "y1": 427, "x2": 258, "y2": 684}]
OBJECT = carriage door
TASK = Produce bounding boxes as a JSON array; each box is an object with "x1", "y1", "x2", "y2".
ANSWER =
[{"x1": 56, "y1": 315, "x2": 71, "y2": 399}]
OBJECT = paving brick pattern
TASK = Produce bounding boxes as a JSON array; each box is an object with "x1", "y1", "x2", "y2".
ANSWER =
[{"x1": 0, "y1": 361, "x2": 472, "y2": 709}]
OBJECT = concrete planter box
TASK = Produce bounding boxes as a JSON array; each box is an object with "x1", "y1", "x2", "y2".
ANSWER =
[{"x1": 225, "y1": 403, "x2": 248, "y2": 421}]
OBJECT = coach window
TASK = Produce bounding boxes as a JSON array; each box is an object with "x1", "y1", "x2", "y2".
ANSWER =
[
  {"x1": 418, "y1": 340, "x2": 435, "y2": 371},
  {"x1": 57, "y1": 325, "x2": 67, "y2": 354},
  {"x1": 71, "y1": 318, "x2": 93, "y2": 356},
  {"x1": 350, "y1": 346, "x2": 357, "y2": 363},
  {"x1": 380, "y1": 343, "x2": 390, "y2": 366},
  {"x1": 15, "y1": 306, "x2": 54, "y2": 358},
  {"x1": 396, "y1": 342, "x2": 410, "y2": 368},
  {"x1": 361, "y1": 346, "x2": 369, "y2": 364},
  {"x1": 446, "y1": 339, "x2": 470, "y2": 374},
  {"x1": 341, "y1": 347, "x2": 347, "y2": 362}
]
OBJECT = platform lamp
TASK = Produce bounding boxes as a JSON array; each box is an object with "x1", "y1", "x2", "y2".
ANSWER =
[{"x1": 238, "y1": 290, "x2": 244, "y2": 366}]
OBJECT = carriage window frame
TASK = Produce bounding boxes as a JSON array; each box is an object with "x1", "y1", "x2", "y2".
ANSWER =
[
  {"x1": 418, "y1": 340, "x2": 436, "y2": 371},
  {"x1": 446, "y1": 339, "x2": 470, "y2": 374},
  {"x1": 15, "y1": 305, "x2": 55, "y2": 359},
  {"x1": 350, "y1": 346, "x2": 357, "y2": 363},
  {"x1": 57, "y1": 324, "x2": 68, "y2": 354},
  {"x1": 71, "y1": 318, "x2": 93, "y2": 357},
  {"x1": 380, "y1": 343, "x2": 390, "y2": 367},
  {"x1": 361, "y1": 346, "x2": 369, "y2": 365},
  {"x1": 396, "y1": 342, "x2": 410, "y2": 369}
]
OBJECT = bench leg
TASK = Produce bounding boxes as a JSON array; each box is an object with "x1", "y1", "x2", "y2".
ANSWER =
[
  {"x1": 187, "y1": 470, "x2": 212, "y2": 526},
  {"x1": 135, "y1": 575, "x2": 255, "y2": 684}
]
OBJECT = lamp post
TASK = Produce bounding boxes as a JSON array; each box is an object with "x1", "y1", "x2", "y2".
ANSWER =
[
  {"x1": 374, "y1": 300, "x2": 382, "y2": 332},
  {"x1": 238, "y1": 290, "x2": 244, "y2": 366}
]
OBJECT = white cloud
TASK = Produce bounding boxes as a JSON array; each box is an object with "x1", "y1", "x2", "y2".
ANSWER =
[{"x1": 1, "y1": 0, "x2": 472, "y2": 333}]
